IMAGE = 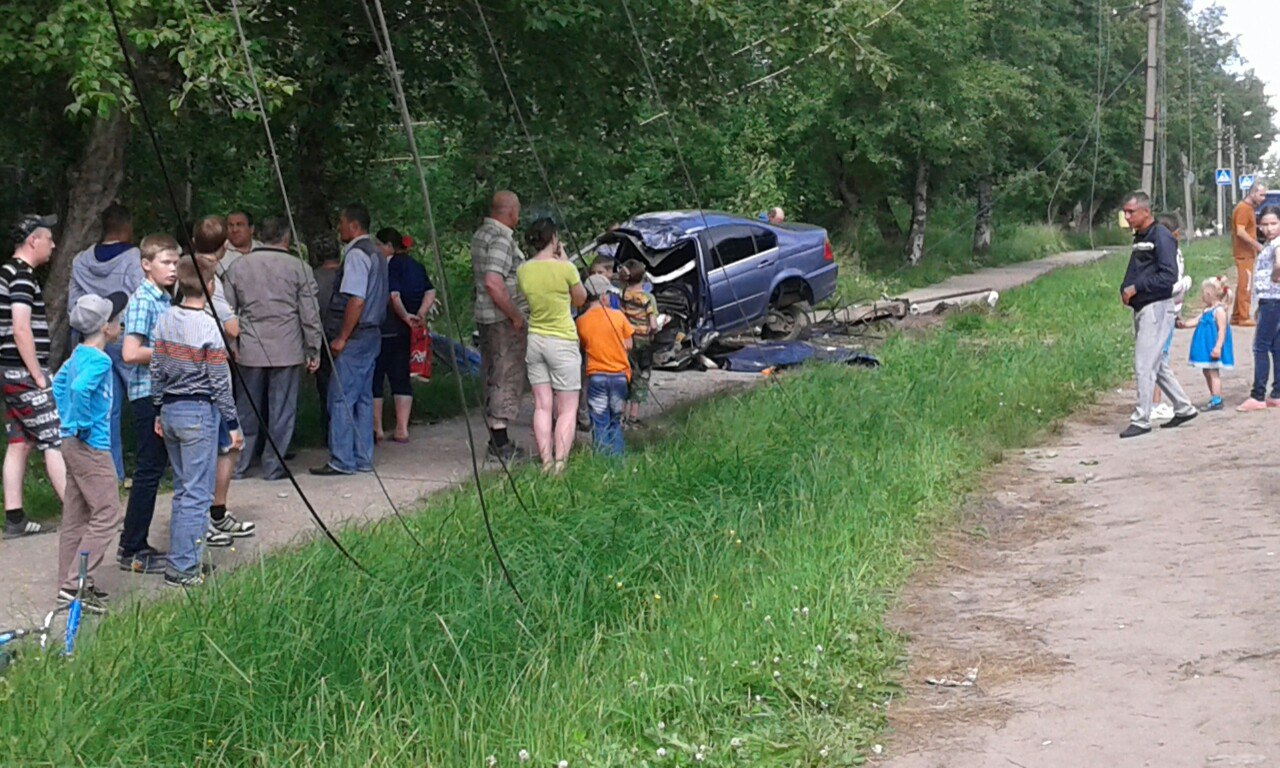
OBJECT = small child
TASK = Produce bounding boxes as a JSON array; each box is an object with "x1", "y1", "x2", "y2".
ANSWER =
[
  {"x1": 620, "y1": 259, "x2": 657, "y2": 427},
  {"x1": 151, "y1": 253, "x2": 243, "y2": 588},
  {"x1": 1188, "y1": 276, "x2": 1234, "y2": 411},
  {"x1": 589, "y1": 256, "x2": 621, "y2": 310},
  {"x1": 51, "y1": 293, "x2": 129, "y2": 613},
  {"x1": 576, "y1": 274, "x2": 633, "y2": 455}
]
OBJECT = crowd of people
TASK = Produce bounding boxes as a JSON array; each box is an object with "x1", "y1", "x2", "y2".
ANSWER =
[
  {"x1": 1118, "y1": 183, "x2": 1280, "y2": 439},
  {"x1": 0, "y1": 190, "x2": 661, "y2": 609}
]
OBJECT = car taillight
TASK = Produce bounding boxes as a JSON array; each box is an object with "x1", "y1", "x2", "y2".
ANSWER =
[{"x1": 823, "y1": 240, "x2": 834, "y2": 262}]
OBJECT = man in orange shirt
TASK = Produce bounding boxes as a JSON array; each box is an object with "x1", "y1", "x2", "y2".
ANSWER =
[
  {"x1": 575, "y1": 274, "x2": 633, "y2": 456},
  {"x1": 1231, "y1": 182, "x2": 1268, "y2": 326}
]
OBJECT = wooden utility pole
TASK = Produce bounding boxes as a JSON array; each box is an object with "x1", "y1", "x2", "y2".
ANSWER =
[
  {"x1": 1140, "y1": 0, "x2": 1160, "y2": 195},
  {"x1": 1182, "y1": 153, "x2": 1195, "y2": 240},
  {"x1": 1228, "y1": 126, "x2": 1238, "y2": 206}
]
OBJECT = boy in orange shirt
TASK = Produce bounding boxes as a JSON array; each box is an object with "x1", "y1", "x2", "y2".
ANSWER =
[{"x1": 575, "y1": 274, "x2": 633, "y2": 455}]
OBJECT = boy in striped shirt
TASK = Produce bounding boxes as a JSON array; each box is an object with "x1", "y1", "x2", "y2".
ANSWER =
[{"x1": 150, "y1": 253, "x2": 243, "y2": 588}]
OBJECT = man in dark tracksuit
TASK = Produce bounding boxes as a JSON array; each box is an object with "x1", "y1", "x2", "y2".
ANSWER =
[{"x1": 1119, "y1": 190, "x2": 1197, "y2": 438}]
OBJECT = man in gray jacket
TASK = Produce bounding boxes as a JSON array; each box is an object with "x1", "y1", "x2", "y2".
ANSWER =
[
  {"x1": 224, "y1": 216, "x2": 323, "y2": 480},
  {"x1": 67, "y1": 203, "x2": 142, "y2": 480}
]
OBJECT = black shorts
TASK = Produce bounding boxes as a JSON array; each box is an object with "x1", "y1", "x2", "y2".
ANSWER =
[{"x1": 374, "y1": 333, "x2": 413, "y2": 397}]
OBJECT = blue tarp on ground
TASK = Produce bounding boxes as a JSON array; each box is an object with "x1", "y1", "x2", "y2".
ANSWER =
[
  {"x1": 713, "y1": 341, "x2": 880, "y2": 373},
  {"x1": 431, "y1": 332, "x2": 482, "y2": 377}
]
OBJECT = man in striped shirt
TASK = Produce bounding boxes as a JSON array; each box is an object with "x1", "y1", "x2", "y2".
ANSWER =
[
  {"x1": 1, "y1": 214, "x2": 66, "y2": 538},
  {"x1": 151, "y1": 252, "x2": 243, "y2": 588}
]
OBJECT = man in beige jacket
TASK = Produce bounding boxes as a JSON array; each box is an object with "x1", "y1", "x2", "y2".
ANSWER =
[{"x1": 224, "y1": 215, "x2": 322, "y2": 480}]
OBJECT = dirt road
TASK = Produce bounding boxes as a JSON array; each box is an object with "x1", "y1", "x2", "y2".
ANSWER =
[{"x1": 882, "y1": 323, "x2": 1280, "y2": 767}]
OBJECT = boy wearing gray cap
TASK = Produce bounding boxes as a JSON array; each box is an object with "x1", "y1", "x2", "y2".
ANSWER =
[{"x1": 50, "y1": 292, "x2": 129, "y2": 613}]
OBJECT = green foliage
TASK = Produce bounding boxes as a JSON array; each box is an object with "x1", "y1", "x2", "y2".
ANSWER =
[
  {"x1": 3, "y1": 0, "x2": 1267, "y2": 268},
  {"x1": 5, "y1": 242, "x2": 1235, "y2": 765}
]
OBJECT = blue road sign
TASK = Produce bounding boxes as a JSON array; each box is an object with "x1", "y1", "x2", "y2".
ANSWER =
[
  {"x1": 1216, "y1": 168, "x2": 1233, "y2": 187},
  {"x1": 1240, "y1": 174, "x2": 1255, "y2": 191}
]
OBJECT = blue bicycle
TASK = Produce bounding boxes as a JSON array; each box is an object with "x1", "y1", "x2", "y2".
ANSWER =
[{"x1": 0, "y1": 551, "x2": 91, "y2": 671}]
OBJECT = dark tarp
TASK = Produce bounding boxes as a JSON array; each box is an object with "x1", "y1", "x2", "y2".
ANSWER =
[{"x1": 712, "y1": 341, "x2": 880, "y2": 373}]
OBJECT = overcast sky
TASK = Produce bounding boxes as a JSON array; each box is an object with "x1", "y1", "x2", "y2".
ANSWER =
[{"x1": 1195, "y1": 0, "x2": 1280, "y2": 156}]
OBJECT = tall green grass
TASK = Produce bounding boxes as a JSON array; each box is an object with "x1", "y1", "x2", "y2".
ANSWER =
[{"x1": 4, "y1": 241, "x2": 1228, "y2": 767}]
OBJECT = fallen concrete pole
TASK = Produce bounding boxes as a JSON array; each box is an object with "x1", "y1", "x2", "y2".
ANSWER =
[{"x1": 909, "y1": 287, "x2": 999, "y2": 315}]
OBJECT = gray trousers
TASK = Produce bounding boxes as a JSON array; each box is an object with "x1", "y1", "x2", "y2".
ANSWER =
[
  {"x1": 234, "y1": 365, "x2": 302, "y2": 480},
  {"x1": 1132, "y1": 299, "x2": 1194, "y2": 428}
]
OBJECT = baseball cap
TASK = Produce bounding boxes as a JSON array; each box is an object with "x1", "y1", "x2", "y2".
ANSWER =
[
  {"x1": 583, "y1": 274, "x2": 615, "y2": 300},
  {"x1": 69, "y1": 292, "x2": 129, "y2": 336},
  {"x1": 10, "y1": 214, "x2": 58, "y2": 246}
]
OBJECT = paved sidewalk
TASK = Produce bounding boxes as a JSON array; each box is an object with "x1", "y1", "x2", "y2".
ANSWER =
[{"x1": 0, "y1": 248, "x2": 1110, "y2": 629}]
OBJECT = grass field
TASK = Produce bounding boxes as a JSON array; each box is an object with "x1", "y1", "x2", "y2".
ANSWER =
[{"x1": 3, "y1": 240, "x2": 1236, "y2": 767}]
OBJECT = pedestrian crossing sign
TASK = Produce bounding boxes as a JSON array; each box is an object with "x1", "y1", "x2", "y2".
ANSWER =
[
  {"x1": 1240, "y1": 174, "x2": 1255, "y2": 191},
  {"x1": 1216, "y1": 168, "x2": 1233, "y2": 186}
]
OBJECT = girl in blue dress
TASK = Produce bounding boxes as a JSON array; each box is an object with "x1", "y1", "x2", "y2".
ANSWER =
[{"x1": 1188, "y1": 276, "x2": 1234, "y2": 410}]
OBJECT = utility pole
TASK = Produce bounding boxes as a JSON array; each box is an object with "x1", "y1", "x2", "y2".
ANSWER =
[
  {"x1": 1140, "y1": 0, "x2": 1161, "y2": 195},
  {"x1": 1216, "y1": 94, "x2": 1224, "y2": 233},
  {"x1": 1182, "y1": 153, "x2": 1195, "y2": 240},
  {"x1": 1228, "y1": 125, "x2": 1238, "y2": 206}
]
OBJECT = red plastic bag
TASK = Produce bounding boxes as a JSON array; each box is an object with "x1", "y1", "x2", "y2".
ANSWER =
[{"x1": 409, "y1": 325, "x2": 432, "y2": 381}]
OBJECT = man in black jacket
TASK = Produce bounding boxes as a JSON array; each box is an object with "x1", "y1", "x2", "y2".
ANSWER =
[{"x1": 1119, "y1": 191, "x2": 1197, "y2": 438}]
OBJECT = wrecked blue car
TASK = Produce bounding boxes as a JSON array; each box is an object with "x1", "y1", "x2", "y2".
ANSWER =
[{"x1": 581, "y1": 211, "x2": 838, "y2": 368}]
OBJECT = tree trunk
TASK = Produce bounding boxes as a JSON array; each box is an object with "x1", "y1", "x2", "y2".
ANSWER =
[
  {"x1": 48, "y1": 112, "x2": 129, "y2": 365},
  {"x1": 972, "y1": 175, "x2": 993, "y2": 254},
  {"x1": 296, "y1": 125, "x2": 335, "y2": 242},
  {"x1": 875, "y1": 195, "x2": 903, "y2": 243},
  {"x1": 903, "y1": 160, "x2": 930, "y2": 266},
  {"x1": 1068, "y1": 201, "x2": 1088, "y2": 233},
  {"x1": 834, "y1": 156, "x2": 861, "y2": 221}
]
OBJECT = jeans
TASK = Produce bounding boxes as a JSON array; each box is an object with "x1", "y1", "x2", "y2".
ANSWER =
[
  {"x1": 120, "y1": 397, "x2": 168, "y2": 557},
  {"x1": 327, "y1": 327, "x2": 380, "y2": 473},
  {"x1": 1250, "y1": 299, "x2": 1280, "y2": 401},
  {"x1": 160, "y1": 400, "x2": 218, "y2": 576},
  {"x1": 104, "y1": 341, "x2": 130, "y2": 481},
  {"x1": 586, "y1": 373, "x2": 628, "y2": 456},
  {"x1": 235, "y1": 365, "x2": 301, "y2": 480},
  {"x1": 1131, "y1": 299, "x2": 1194, "y2": 428}
]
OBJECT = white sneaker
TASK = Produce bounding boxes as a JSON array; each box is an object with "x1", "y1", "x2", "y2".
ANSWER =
[{"x1": 1151, "y1": 402, "x2": 1175, "y2": 421}]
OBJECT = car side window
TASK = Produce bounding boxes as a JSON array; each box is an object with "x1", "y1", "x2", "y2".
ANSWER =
[
  {"x1": 706, "y1": 226, "x2": 760, "y2": 270},
  {"x1": 751, "y1": 227, "x2": 777, "y2": 253}
]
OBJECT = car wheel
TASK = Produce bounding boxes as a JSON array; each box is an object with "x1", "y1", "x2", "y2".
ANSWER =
[{"x1": 763, "y1": 301, "x2": 812, "y2": 341}]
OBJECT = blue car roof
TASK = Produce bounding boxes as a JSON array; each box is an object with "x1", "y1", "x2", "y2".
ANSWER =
[{"x1": 619, "y1": 210, "x2": 760, "y2": 250}]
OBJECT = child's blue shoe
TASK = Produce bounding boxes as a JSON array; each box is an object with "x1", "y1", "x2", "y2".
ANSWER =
[{"x1": 1201, "y1": 397, "x2": 1224, "y2": 412}]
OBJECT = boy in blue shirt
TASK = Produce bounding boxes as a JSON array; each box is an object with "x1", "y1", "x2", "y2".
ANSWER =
[{"x1": 51, "y1": 292, "x2": 129, "y2": 614}]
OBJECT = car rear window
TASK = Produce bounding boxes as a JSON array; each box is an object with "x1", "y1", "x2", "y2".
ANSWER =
[{"x1": 707, "y1": 226, "x2": 758, "y2": 269}]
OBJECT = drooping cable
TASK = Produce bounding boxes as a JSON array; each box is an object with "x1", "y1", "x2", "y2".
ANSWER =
[
  {"x1": 468, "y1": 0, "x2": 671, "y2": 421},
  {"x1": 363, "y1": 0, "x2": 524, "y2": 605},
  {"x1": 103, "y1": 0, "x2": 373, "y2": 577},
  {"x1": 226, "y1": 0, "x2": 426, "y2": 553},
  {"x1": 619, "y1": 0, "x2": 819, "y2": 422},
  {"x1": 359, "y1": 0, "x2": 545, "y2": 515}
]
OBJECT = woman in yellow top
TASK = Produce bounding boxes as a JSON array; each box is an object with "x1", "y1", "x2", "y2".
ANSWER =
[{"x1": 516, "y1": 218, "x2": 586, "y2": 475}]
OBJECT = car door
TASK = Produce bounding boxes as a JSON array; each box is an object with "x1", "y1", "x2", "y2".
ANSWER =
[{"x1": 704, "y1": 225, "x2": 776, "y2": 332}]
